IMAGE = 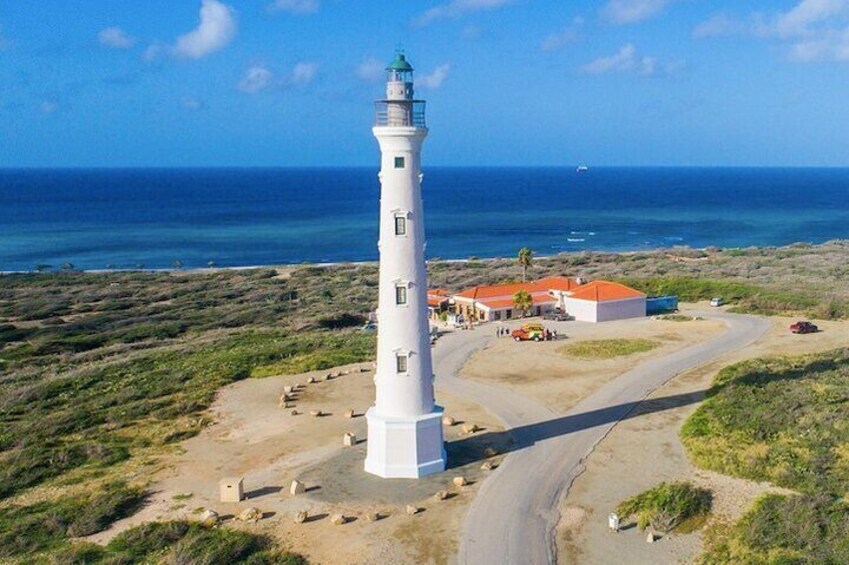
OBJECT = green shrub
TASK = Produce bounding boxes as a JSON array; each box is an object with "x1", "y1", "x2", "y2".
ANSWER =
[
  {"x1": 617, "y1": 481, "x2": 712, "y2": 533},
  {"x1": 0, "y1": 483, "x2": 145, "y2": 557},
  {"x1": 681, "y1": 348, "x2": 849, "y2": 496},
  {"x1": 700, "y1": 494, "x2": 849, "y2": 565},
  {"x1": 560, "y1": 339, "x2": 659, "y2": 359}
]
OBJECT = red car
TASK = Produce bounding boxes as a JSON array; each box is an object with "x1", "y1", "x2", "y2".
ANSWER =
[{"x1": 789, "y1": 321, "x2": 818, "y2": 334}]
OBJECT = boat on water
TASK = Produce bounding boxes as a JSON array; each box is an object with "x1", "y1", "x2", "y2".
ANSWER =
[{"x1": 576, "y1": 165, "x2": 589, "y2": 173}]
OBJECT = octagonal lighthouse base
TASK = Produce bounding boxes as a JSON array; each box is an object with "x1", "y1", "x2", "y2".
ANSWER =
[{"x1": 364, "y1": 407, "x2": 447, "y2": 478}]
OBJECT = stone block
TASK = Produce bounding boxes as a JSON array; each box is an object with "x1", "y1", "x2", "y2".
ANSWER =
[
  {"x1": 283, "y1": 385, "x2": 294, "y2": 394},
  {"x1": 294, "y1": 511, "x2": 308, "y2": 524},
  {"x1": 452, "y1": 476, "x2": 468, "y2": 487},
  {"x1": 405, "y1": 504, "x2": 419, "y2": 515},
  {"x1": 434, "y1": 490, "x2": 450, "y2": 501},
  {"x1": 484, "y1": 446, "x2": 499, "y2": 457},
  {"x1": 344, "y1": 409, "x2": 355, "y2": 418},
  {"x1": 343, "y1": 432, "x2": 357, "y2": 447},
  {"x1": 461, "y1": 423, "x2": 479, "y2": 435},
  {"x1": 330, "y1": 514, "x2": 346, "y2": 525},
  {"x1": 481, "y1": 461, "x2": 495, "y2": 471},
  {"x1": 442, "y1": 415, "x2": 456, "y2": 426},
  {"x1": 219, "y1": 477, "x2": 244, "y2": 503},
  {"x1": 290, "y1": 480, "x2": 305, "y2": 496},
  {"x1": 310, "y1": 409, "x2": 323, "y2": 417}
]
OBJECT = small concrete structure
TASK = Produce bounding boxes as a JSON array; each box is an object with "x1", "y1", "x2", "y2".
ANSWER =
[
  {"x1": 290, "y1": 480, "x2": 306, "y2": 495},
  {"x1": 219, "y1": 477, "x2": 244, "y2": 503},
  {"x1": 558, "y1": 281, "x2": 647, "y2": 323},
  {"x1": 608, "y1": 512, "x2": 620, "y2": 532},
  {"x1": 343, "y1": 432, "x2": 357, "y2": 447}
]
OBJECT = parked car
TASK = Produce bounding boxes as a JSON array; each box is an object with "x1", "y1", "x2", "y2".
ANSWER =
[
  {"x1": 543, "y1": 311, "x2": 571, "y2": 321},
  {"x1": 789, "y1": 321, "x2": 818, "y2": 334},
  {"x1": 709, "y1": 297, "x2": 724, "y2": 307},
  {"x1": 512, "y1": 322, "x2": 545, "y2": 342}
]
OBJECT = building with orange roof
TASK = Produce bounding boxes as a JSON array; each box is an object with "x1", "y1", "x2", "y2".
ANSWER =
[
  {"x1": 426, "y1": 289, "x2": 451, "y2": 320},
  {"x1": 450, "y1": 276, "x2": 646, "y2": 324},
  {"x1": 558, "y1": 280, "x2": 647, "y2": 323},
  {"x1": 452, "y1": 275, "x2": 580, "y2": 322}
]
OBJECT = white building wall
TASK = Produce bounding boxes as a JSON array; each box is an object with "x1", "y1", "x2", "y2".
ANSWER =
[
  {"x1": 563, "y1": 297, "x2": 599, "y2": 323},
  {"x1": 596, "y1": 297, "x2": 647, "y2": 322}
]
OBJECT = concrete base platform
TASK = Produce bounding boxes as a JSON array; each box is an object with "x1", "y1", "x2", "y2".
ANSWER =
[{"x1": 364, "y1": 406, "x2": 447, "y2": 478}]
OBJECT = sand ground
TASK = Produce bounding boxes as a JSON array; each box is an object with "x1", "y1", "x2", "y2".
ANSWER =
[
  {"x1": 557, "y1": 304, "x2": 849, "y2": 565},
  {"x1": 91, "y1": 359, "x2": 508, "y2": 565}
]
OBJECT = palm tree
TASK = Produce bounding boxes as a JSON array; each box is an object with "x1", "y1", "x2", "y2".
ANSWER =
[
  {"x1": 517, "y1": 247, "x2": 533, "y2": 282},
  {"x1": 513, "y1": 290, "x2": 533, "y2": 317}
]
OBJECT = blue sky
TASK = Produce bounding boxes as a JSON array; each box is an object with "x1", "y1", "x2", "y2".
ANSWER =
[{"x1": 2, "y1": 0, "x2": 848, "y2": 167}]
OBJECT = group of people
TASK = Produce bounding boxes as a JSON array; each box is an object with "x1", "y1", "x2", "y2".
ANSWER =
[{"x1": 495, "y1": 327, "x2": 559, "y2": 340}]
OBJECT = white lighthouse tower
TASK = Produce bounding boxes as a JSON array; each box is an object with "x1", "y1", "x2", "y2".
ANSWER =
[{"x1": 364, "y1": 52, "x2": 447, "y2": 479}]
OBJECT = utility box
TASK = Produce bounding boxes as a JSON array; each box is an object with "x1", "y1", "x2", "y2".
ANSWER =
[{"x1": 219, "y1": 477, "x2": 244, "y2": 503}]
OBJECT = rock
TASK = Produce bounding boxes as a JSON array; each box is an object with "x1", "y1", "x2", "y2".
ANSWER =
[
  {"x1": 238, "y1": 507, "x2": 262, "y2": 523},
  {"x1": 344, "y1": 409, "x2": 355, "y2": 419},
  {"x1": 307, "y1": 376, "x2": 316, "y2": 384},
  {"x1": 330, "y1": 513, "x2": 346, "y2": 525},
  {"x1": 310, "y1": 409, "x2": 323, "y2": 417},
  {"x1": 405, "y1": 505, "x2": 420, "y2": 515},
  {"x1": 442, "y1": 416, "x2": 456, "y2": 426},
  {"x1": 343, "y1": 432, "x2": 357, "y2": 447},
  {"x1": 481, "y1": 461, "x2": 496, "y2": 471},
  {"x1": 365, "y1": 512, "x2": 380, "y2": 522},
  {"x1": 283, "y1": 385, "x2": 295, "y2": 394},
  {"x1": 461, "y1": 423, "x2": 479, "y2": 435},
  {"x1": 324, "y1": 374, "x2": 334, "y2": 381},
  {"x1": 646, "y1": 531, "x2": 656, "y2": 544},
  {"x1": 434, "y1": 490, "x2": 450, "y2": 501},
  {"x1": 290, "y1": 480, "x2": 305, "y2": 496},
  {"x1": 290, "y1": 409, "x2": 300, "y2": 416},
  {"x1": 453, "y1": 476, "x2": 468, "y2": 487},
  {"x1": 198, "y1": 509, "x2": 219, "y2": 527},
  {"x1": 483, "y1": 446, "x2": 499, "y2": 457},
  {"x1": 294, "y1": 511, "x2": 308, "y2": 524}
]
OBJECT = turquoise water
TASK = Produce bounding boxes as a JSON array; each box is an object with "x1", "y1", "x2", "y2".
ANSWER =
[{"x1": 1, "y1": 167, "x2": 848, "y2": 270}]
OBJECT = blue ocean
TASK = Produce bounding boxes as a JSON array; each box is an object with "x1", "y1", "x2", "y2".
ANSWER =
[{"x1": 1, "y1": 167, "x2": 848, "y2": 271}]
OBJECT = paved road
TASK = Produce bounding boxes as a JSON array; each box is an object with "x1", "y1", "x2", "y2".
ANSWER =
[{"x1": 432, "y1": 312, "x2": 769, "y2": 565}]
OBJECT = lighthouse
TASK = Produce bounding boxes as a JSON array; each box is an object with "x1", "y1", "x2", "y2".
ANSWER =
[{"x1": 364, "y1": 52, "x2": 447, "y2": 479}]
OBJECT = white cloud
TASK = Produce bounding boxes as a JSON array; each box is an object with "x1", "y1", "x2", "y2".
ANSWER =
[
  {"x1": 695, "y1": 1, "x2": 849, "y2": 63},
  {"x1": 238, "y1": 65, "x2": 274, "y2": 93},
  {"x1": 580, "y1": 44, "x2": 682, "y2": 76},
  {"x1": 601, "y1": 0, "x2": 675, "y2": 25},
  {"x1": 268, "y1": 0, "x2": 319, "y2": 13},
  {"x1": 418, "y1": 64, "x2": 451, "y2": 88},
  {"x1": 772, "y1": 0, "x2": 847, "y2": 37},
  {"x1": 174, "y1": 0, "x2": 237, "y2": 60},
  {"x1": 181, "y1": 97, "x2": 204, "y2": 110},
  {"x1": 40, "y1": 101, "x2": 59, "y2": 115},
  {"x1": 356, "y1": 57, "x2": 384, "y2": 82},
  {"x1": 141, "y1": 43, "x2": 163, "y2": 62},
  {"x1": 414, "y1": 0, "x2": 513, "y2": 27},
  {"x1": 99, "y1": 27, "x2": 136, "y2": 49},
  {"x1": 692, "y1": 13, "x2": 747, "y2": 39},
  {"x1": 289, "y1": 62, "x2": 317, "y2": 86},
  {"x1": 541, "y1": 20, "x2": 583, "y2": 51}
]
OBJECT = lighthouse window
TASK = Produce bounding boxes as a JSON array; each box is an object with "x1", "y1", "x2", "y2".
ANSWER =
[
  {"x1": 395, "y1": 285, "x2": 407, "y2": 305},
  {"x1": 394, "y1": 216, "x2": 407, "y2": 235},
  {"x1": 394, "y1": 156, "x2": 405, "y2": 169},
  {"x1": 396, "y1": 354, "x2": 408, "y2": 374}
]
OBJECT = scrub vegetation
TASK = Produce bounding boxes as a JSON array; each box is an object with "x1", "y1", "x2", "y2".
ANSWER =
[
  {"x1": 560, "y1": 338, "x2": 659, "y2": 359},
  {"x1": 616, "y1": 481, "x2": 713, "y2": 534},
  {"x1": 2, "y1": 241, "x2": 849, "y2": 560},
  {"x1": 682, "y1": 348, "x2": 849, "y2": 564}
]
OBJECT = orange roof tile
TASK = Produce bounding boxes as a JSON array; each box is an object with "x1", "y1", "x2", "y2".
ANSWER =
[
  {"x1": 478, "y1": 293, "x2": 557, "y2": 310},
  {"x1": 427, "y1": 289, "x2": 450, "y2": 308},
  {"x1": 565, "y1": 281, "x2": 645, "y2": 302},
  {"x1": 455, "y1": 275, "x2": 580, "y2": 301}
]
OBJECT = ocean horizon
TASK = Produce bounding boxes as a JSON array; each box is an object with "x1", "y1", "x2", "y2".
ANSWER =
[{"x1": 2, "y1": 166, "x2": 848, "y2": 272}]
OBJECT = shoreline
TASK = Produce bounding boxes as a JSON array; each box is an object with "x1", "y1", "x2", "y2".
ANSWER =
[{"x1": 2, "y1": 240, "x2": 846, "y2": 276}]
